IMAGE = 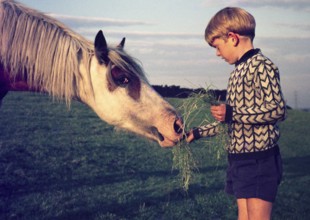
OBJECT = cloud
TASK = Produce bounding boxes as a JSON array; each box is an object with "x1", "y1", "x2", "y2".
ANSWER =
[
  {"x1": 74, "y1": 28, "x2": 202, "y2": 40},
  {"x1": 48, "y1": 14, "x2": 154, "y2": 28},
  {"x1": 48, "y1": 14, "x2": 205, "y2": 42},
  {"x1": 202, "y1": 0, "x2": 310, "y2": 11},
  {"x1": 237, "y1": 0, "x2": 310, "y2": 10},
  {"x1": 275, "y1": 23, "x2": 310, "y2": 33}
]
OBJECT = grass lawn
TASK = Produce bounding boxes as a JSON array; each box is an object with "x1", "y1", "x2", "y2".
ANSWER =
[{"x1": 0, "y1": 92, "x2": 309, "y2": 219}]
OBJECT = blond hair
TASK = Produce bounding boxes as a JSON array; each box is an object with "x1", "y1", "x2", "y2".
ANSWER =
[
  {"x1": 205, "y1": 7, "x2": 256, "y2": 46},
  {"x1": 0, "y1": 0, "x2": 146, "y2": 106}
]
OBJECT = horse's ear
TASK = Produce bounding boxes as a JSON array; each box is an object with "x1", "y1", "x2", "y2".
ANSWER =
[
  {"x1": 95, "y1": 30, "x2": 109, "y2": 64},
  {"x1": 117, "y1": 37, "x2": 126, "y2": 49}
]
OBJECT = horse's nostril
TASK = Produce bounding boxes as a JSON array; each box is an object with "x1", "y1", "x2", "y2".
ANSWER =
[
  {"x1": 174, "y1": 118, "x2": 183, "y2": 134},
  {"x1": 150, "y1": 126, "x2": 165, "y2": 141}
]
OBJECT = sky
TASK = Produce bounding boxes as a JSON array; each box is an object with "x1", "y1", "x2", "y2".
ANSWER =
[{"x1": 17, "y1": 0, "x2": 310, "y2": 109}]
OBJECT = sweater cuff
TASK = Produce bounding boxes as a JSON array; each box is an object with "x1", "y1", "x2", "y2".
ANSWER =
[
  {"x1": 225, "y1": 104, "x2": 233, "y2": 123},
  {"x1": 192, "y1": 128, "x2": 201, "y2": 140}
]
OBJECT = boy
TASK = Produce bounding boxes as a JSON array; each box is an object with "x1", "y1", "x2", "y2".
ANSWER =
[{"x1": 186, "y1": 7, "x2": 286, "y2": 220}]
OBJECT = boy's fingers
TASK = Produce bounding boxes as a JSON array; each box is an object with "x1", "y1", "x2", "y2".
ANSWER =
[{"x1": 184, "y1": 131, "x2": 194, "y2": 143}]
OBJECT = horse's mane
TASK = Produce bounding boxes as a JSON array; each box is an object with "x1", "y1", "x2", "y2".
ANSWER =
[
  {"x1": 0, "y1": 0, "x2": 95, "y2": 104},
  {"x1": 0, "y1": 0, "x2": 147, "y2": 105}
]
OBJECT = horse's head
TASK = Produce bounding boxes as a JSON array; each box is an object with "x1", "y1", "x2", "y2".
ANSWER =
[{"x1": 81, "y1": 30, "x2": 183, "y2": 147}]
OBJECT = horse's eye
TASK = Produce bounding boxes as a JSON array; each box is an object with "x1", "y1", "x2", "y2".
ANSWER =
[
  {"x1": 111, "y1": 67, "x2": 130, "y2": 87},
  {"x1": 116, "y1": 76, "x2": 130, "y2": 87}
]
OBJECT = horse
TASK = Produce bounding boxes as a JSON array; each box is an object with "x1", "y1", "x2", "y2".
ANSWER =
[{"x1": 0, "y1": 0, "x2": 183, "y2": 147}]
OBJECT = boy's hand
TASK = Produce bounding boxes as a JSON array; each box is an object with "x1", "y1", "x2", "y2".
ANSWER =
[
  {"x1": 185, "y1": 130, "x2": 195, "y2": 143},
  {"x1": 211, "y1": 104, "x2": 226, "y2": 122}
]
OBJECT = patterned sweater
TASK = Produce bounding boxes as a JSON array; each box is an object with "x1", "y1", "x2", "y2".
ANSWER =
[{"x1": 193, "y1": 49, "x2": 286, "y2": 160}]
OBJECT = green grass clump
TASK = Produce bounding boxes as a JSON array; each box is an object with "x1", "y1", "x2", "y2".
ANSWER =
[
  {"x1": 172, "y1": 89, "x2": 228, "y2": 191},
  {"x1": 172, "y1": 142, "x2": 198, "y2": 191}
]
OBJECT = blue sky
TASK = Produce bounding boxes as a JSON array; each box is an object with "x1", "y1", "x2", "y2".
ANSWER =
[{"x1": 18, "y1": 0, "x2": 310, "y2": 109}]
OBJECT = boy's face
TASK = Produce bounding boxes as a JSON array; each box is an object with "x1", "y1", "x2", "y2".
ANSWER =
[{"x1": 211, "y1": 36, "x2": 238, "y2": 65}]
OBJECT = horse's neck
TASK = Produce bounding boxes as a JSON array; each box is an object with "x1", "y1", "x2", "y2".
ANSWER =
[
  {"x1": 0, "y1": 65, "x2": 42, "y2": 104},
  {"x1": 0, "y1": 82, "x2": 9, "y2": 103},
  {"x1": 0, "y1": 54, "x2": 95, "y2": 106}
]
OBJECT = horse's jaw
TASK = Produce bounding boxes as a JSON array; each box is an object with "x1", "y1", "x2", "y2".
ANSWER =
[
  {"x1": 79, "y1": 89, "x2": 183, "y2": 147},
  {"x1": 87, "y1": 102, "x2": 183, "y2": 147},
  {"x1": 113, "y1": 118, "x2": 183, "y2": 147}
]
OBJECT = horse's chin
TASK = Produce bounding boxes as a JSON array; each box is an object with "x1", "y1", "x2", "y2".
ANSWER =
[
  {"x1": 114, "y1": 124, "x2": 181, "y2": 147},
  {"x1": 158, "y1": 138, "x2": 178, "y2": 147}
]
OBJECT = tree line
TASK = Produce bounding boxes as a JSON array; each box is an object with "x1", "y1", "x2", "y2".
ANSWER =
[{"x1": 152, "y1": 85, "x2": 227, "y2": 101}]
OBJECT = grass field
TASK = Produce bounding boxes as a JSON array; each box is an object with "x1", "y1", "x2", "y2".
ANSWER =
[{"x1": 0, "y1": 92, "x2": 309, "y2": 220}]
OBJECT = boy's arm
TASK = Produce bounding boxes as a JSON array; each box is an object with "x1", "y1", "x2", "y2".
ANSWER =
[
  {"x1": 226, "y1": 62, "x2": 286, "y2": 124},
  {"x1": 186, "y1": 121, "x2": 220, "y2": 142}
]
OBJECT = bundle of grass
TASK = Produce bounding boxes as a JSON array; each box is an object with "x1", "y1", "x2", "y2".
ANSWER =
[
  {"x1": 172, "y1": 140, "x2": 197, "y2": 192},
  {"x1": 172, "y1": 88, "x2": 228, "y2": 191}
]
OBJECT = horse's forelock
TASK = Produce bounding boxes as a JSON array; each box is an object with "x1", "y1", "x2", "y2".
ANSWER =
[{"x1": 108, "y1": 49, "x2": 146, "y2": 80}]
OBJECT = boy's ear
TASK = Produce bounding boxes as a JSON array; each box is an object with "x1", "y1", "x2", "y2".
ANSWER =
[{"x1": 228, "y1": 32, "x2": 239, "y2": 46}]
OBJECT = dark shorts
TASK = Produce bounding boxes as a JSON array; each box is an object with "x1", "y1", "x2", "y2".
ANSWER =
[{"x1": 225, "y1": 154, "x2": 283, "y2": 203}]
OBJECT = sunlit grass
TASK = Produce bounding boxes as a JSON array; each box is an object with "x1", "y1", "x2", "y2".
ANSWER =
[{"x1": 0, "y1": 92, "x2": 309, "y2": 219}]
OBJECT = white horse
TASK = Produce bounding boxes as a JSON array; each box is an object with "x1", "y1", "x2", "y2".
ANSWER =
[{"x1": 0, "y1": 0, "x2": 183, "y2": 147}]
